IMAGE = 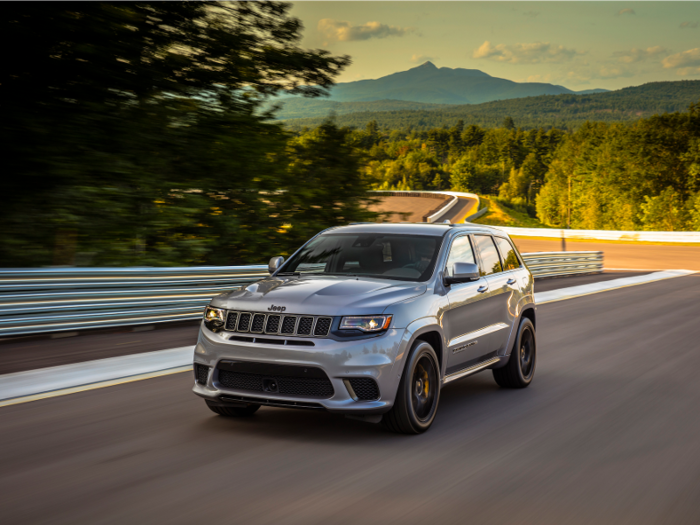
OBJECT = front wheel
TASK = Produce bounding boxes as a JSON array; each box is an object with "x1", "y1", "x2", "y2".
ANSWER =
[
  {"x1": 493, "y1": 317, "x2": 536, "y2": 388},
  {"x1": 383, "y1": 340, "x2": 441, "y2": 434}
]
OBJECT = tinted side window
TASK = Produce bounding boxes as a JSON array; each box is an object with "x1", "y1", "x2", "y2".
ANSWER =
[
  {"x1": 445, "y1": 235, "x2": 475, "y2": 274},
  {"x1": 494, "y1": 237, "x2": 521, "y2": 271},
  {"x1": 474, "y1": 235, "x2": 502, "y2": 276}
]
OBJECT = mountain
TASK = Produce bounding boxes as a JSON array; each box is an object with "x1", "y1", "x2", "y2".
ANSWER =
[
  {"x1": 280, "y1": 80, "x2": 700, "y2": 131},
  {"x1": 325, "y1": 62, "x2": 604, "y2": 105}
]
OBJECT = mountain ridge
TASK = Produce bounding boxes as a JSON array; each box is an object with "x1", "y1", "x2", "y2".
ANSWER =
[
  {"x1": 279, "y1": 80, "x2": 700, "y2": 130},
  {"x1": 324, "y1": 62, "x2": 607, "y2": 105}
]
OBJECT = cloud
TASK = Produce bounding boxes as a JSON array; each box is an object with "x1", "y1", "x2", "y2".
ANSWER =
[
  {"x1": 523, "y1": 11, "x2": 540, "y2": 18},
  {"x1": 662, "y1": 48, "x2": 700, "y2": 68},
  {"x1": 410, "y1": 54, "x2": 437, "y2": 64},
  {"x1": 318, "y1": 19, "x2": 414, "y2": 42},
  {"x1": 615, "y1": 8, "x2": 636, "y2": 16},
  {"x1": 680, "y1": 21, "x2": 698, "y2": 29},
  {"x1": 524, "y1": 73, "x2": 553, "y2": 83},
  {"x1": 557, "y1": 64, "x2": 636, "y2": 86},
  {"x1": 595, "y1": 65, "x2": 635, "y2": 79},
  {"x1": 613, "y1": 46, "x2": 667, "y2": 64},
  {"x1": 472, "y1": 41, "x2": 578, "y2": 64},
  {"x1": 675, "y1": 67, "x2": 700, "y2": 76}
]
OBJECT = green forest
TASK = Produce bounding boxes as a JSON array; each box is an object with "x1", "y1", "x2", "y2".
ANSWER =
[
  {"x1": 0, "y1": 2, "x2": 379, "y2": 267},
  {"x1": 281, "y1": 81, "x2": 700, "y2": 131},
  {"x1": 340, "y1": 104, "x2": 700, "y2": 231}
]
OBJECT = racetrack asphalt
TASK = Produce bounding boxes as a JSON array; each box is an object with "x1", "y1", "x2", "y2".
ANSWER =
[
  {"x1": 2, "y1": 274, "x2": 699, "y2": 524},
  {"x1": 513, "y1": 238, "x2": 700, "y2": 271},
  {"x1": 439, "y1": 195, "x2": 478, "y2": 223}
]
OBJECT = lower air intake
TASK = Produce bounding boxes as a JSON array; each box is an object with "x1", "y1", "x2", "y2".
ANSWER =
[
  {"x1": 194, "y1": 364, "x2": 210, "y2": 385},
  {"x1": 217, "y1": 364, "x2": 334, "y2": 399},
  {"x1": 347, "y1": 378, "x2": 380, "y2": 401}
]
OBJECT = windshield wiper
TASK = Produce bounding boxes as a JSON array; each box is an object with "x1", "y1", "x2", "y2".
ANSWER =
[{"x1": 276, "y1": 272, "x2": 300, "y2": 276}]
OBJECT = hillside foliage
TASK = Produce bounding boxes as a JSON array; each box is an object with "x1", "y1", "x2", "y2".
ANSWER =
[
  {"x1": 338, "y1": 102, "x2": 700, "y2": 231},
  {"x1": 282, "y1": 81, "x2": 700, "y2": 130}
]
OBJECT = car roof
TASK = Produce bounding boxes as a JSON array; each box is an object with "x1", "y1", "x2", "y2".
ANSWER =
[{"x1": 321, "y1": 222, "x2": 508, "y2": 238}]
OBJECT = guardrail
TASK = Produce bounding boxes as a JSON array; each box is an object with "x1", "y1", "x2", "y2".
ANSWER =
[
  {"x1": 521, "y1": 251, "x2": 603, "y2": 278},
  {"x1": 0, "y1": 266, "x2": 268, "y2": 337},
  {"x1": 0, "y1": 251, "x2": 601, "y2": 337}
]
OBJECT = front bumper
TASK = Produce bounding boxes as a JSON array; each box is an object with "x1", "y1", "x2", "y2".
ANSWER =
[{"x1": 192, "y1": 324, "x2": 409, "y2": 413}]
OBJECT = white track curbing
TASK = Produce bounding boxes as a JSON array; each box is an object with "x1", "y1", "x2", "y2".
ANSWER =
[{"x1": 0, "y1": 269, "x2": 696, "y2": 407}]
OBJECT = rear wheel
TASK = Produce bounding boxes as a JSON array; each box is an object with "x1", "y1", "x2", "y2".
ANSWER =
[
  {"x1": 493, "y1": 317, "x2": 536, "y2": 388},
  {"x1": 206, "y1": 399, "x2": 260, "y2": 417},
  {"x1": 383, "y1": 340, "x2": 440, "y2": 434}
]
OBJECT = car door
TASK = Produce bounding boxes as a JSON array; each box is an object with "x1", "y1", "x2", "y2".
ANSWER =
[
  {"x1": 473, "y1": 234, "x2": 517, "y2": 354},
  {"x1": 443, "y1": 234, "x2": 497, "y2": 374},
  {"x1": 492, "y1": 235, "x2": 529, "y2": 352}
]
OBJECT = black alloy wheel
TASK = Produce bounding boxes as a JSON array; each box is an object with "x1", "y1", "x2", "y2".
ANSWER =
[
  {"x1": 383, "y1": 340, "x2": 441, "y2": 434},
  {"x1": 519, "y1": 326, "x2": 535, "y2": 380},
  {"x1": 492, "y1": 317, "x2": 536, "y2": 388},
  {"x1": 412, "y1": 355, "x2": 437, "y2": 421}
]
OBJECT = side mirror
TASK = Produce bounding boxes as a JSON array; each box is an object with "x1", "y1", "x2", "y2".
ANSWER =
[
  {"x1": 268, "y1": 256, "x2": 284, "y2": 274},
  {"x1": 444, "y1": 262, "x2": 480, "y2": 285}
]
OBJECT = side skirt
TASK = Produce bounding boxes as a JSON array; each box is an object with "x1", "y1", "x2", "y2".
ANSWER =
[{"x1": 442, "y1": 357, "x2": 501, "y2": 385}]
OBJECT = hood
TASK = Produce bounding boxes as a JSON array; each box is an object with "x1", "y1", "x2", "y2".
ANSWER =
[{"x1": 211, "y1": 275, "x2": 427, "y2": 316}]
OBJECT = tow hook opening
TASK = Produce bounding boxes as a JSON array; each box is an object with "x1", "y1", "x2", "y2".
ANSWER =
[{"x1": 262, "y1": 378, "x2": 279, "y2": 393}]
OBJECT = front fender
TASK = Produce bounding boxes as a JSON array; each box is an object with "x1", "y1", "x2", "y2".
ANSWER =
[{"x1": 388, "y1": 316, "x2": 445, "y2": 387}]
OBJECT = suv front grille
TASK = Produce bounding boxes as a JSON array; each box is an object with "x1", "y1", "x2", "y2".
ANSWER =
[
  {"x1": 237, "y1": 313, "x2": 251, "y2": 332},
  {"x1": 281, "y1": 316, "x2": 296, "y2": 334},
  {"x1": 314, "y1": 317, "x2": 332, "y2": 336},
  {"x1": 222, "y1": 311, "x2": 333, "y2": 338},
  {"x1": 265, "y1": 315, "x2": 280, "y2": 333},
  {"x1": 251, "y1": 314, "x2": 265, "y2": 333},
  {"x1": 225, "y1": 312, "x2": 238, "y2": 331},
  {"x1": 297, "y1": 317, "x2": 313, "y2": 336}
]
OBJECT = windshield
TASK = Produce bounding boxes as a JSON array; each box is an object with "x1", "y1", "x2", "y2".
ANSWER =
[{"x1": 280, "y1": 233, "x2": 442, "y2": 282}]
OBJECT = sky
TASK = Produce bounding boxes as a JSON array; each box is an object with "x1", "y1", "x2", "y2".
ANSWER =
[{"x1": 288, "y1": 1, "x2": 700, "y2": 90}]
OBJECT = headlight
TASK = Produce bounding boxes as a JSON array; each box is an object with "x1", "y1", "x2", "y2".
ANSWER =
[
  {"x1": 339, "y1": 315, "x2": 392, "y2": 332},
  {"x1": 204, "y1": 306, "x2": 225, "y2": 328}
]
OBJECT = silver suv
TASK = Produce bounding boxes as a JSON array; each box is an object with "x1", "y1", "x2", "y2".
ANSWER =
[{"x1": 193, "y1": 223, "x2": 536, "y2": 433}]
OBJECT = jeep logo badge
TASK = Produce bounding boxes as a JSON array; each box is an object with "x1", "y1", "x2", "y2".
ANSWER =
[{"x1": 268, "y1": 304, "x2": 286, "y2": 312}]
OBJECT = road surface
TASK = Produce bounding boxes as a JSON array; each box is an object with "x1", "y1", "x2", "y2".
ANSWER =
[
  {"x1": 513, "y1": 238, "x2": 700, "y2": 271},
  {"x1": 2, "y1": 274, "x2": 700, "y2": 524},
  {"x1": 368, "y1": 195, "x2": 478, "y2": 224}
]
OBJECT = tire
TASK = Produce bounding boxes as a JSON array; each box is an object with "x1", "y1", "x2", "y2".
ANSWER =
[
  {"x1": 493, "y1": 317, "x2": 536, "y2": 388},
  {"x1": 206, "y1": 399, "x2": 260, "y2": 417},
  {"x1": 383, "y1": 340, "x2": 441, "y2": 434}
]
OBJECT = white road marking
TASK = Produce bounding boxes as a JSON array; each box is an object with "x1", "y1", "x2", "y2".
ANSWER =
[
  {"x1": 535, "y1": 270, "x2": 696, "y2": 305},
  {"x1": 1, "y1": 269, "x2": 697, "y2": 407}
]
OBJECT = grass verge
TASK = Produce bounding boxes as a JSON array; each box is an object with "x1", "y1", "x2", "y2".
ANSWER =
[{"x1": 471, "y1": 196, "x2": 545, "y2": 228}]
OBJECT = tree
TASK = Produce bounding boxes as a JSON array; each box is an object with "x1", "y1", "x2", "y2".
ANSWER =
[
  {"x1": 0, "y1": 2, "x2": 356, "y2": 266},
  {"x1": 284, "y1": 121, "x2": 379, "y2": 245}
]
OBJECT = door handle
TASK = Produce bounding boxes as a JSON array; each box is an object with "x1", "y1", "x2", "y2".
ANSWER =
[
  {"x1": 477, "y1": 285, "x2": 488, "y2": 293},
  {"x1": 506, "y1": 278, "x2": 516, "y2": 285}
]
